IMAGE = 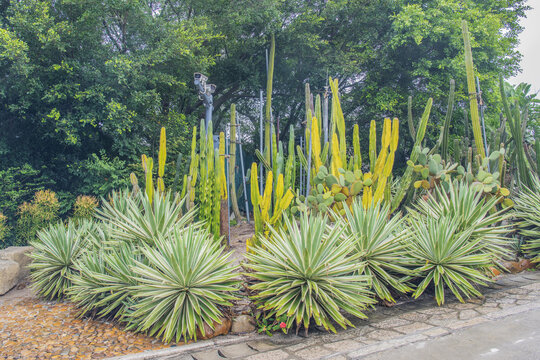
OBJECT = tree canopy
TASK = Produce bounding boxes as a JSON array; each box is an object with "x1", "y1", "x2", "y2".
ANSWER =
[{"x1": 0, "y1": 0, "x2": 531, "y2": 213}]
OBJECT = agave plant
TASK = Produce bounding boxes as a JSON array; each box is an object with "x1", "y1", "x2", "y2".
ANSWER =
[
  {"x1": 514, "y1": 176, "x2": 540, "y2": 262},
  {"x1": 29, "y1": 220, "x2": 92, "y2": 300},
  {"x1": 341, "y1": 201, "x2": 413, "y2": 302},
  {"x1": 245, "y1": 213, "x2": 374, "y2": 334},
  {"x1": 406, "y1": 216, "x2": 494, "y2": 305},
  {"x1": 68, "y1": 242, "x2": 141, "y2": 324},
  {"x1": 129, "y1": 225, "x2": 239, "y2": 342},
  {"x1": 411, "y1": 181, "x2": 511, "y2": 259},
  {"x1": 97, "y1": 189, "x2": 198, "y2": 246}
]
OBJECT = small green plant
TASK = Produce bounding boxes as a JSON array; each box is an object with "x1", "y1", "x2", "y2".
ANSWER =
[
  {"x1": 513, "y1": 176, "x2": 540, "y2": 262},
  {"x1": 73, "y1": 195, "x2": 99, "y2": 220},
  {"x1": 246, "y1": 213, "x2": 374, "y2": 335},
  {"x1": 129, "y1": 225, "x2": 239, "y2": 342},
  {"x1": 16, "y1": 190, "x2": 60, "y2": 245},
  {"x1": 0, "y1": 213, "x2": 9, "y2": 246},
  {"x1": 29, "y1": 220, "x2": 92, "y2": 300},
  {"x1": 341, "y1": 201, "x2": 413, "y2": 302},
  {"x1": 254, "y1": 312, "x2": 288, "y2": 336}
]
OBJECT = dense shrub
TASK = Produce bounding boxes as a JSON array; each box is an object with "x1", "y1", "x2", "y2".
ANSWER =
[
  {"x1": 73, "y1": 195, "x2": 99, "y2": 220},
  {"x1": 246, "y1": 213, "x2": 375, "y2": 334},
  {"x1": 0, "y1": 213, "x2": 9, "y2": 246},
  {"x1": 16, "y1": 190, "x2": 60, "y2": 246}
]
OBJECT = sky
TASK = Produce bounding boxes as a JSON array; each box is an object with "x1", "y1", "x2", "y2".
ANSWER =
[{"x1": 509, "y1": 2, "x2": 540, "y2": 92}]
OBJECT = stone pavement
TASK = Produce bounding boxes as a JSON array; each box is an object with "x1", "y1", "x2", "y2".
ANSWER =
[{"x1": 111, "y1": 271, "x2": 540, "y2": 360}]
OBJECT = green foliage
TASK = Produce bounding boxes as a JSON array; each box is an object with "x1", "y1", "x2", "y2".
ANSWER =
[
  {"x1": 130, "y1": 226, "x2": 239, "y2": 342},
  {"x1": 16, "y1": 190, "x2": 60, "y2": 246},
  {"x1": 246, "y1": 213, "x2": 375, "y2": 333},
  {"x1": 513, "y1": 177, "x2": 540, "y2": 262},
  {"x1": 342, "y1": 201, "x2": 413, "y2": 302},
  {"x1": 29, "y1": 220, "x2": 92, "y2": 300}
]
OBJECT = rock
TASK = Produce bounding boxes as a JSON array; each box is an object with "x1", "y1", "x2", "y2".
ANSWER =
[
  {"x1": 0, "y1": 259, "x2": 20, "y2": 295},
  {"x1": 196, "y1": 317, "x2": 232, "y2": 340},
  {"x1": 0, "y1": 246, "x2": 34, "y2": 280},
  {"x1": 501, "y1": 259, "x2": 534, "y2": 274},
  {"x1": 231, "y1": 314, "x2": 256, "y2": 334}
]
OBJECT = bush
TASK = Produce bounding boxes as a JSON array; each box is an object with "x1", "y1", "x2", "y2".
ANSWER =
[
  {"x1": 0, "y1": 213, "x2": 9, "y2": 246},
  {"x1": 130, "y1": 226, "x2": 239, "y2": 342},
  {"x1": 342, "y1": 201, "x2": 413, "y2": 302},
  {"x1": 16, "y1": 190, "x2": 60, "y2": 245},
  {"x1": 29, "y1": 220, "x2": 92, "y2": 300},
  {"x1": 246, "y1": 213, "x2": 375, "y2": 334},
  {"x1": 514, "y1": 177, "x2": 540, "y2": 262},
  {"x1": 73, "y1": 195, "x2": 99, "y2": 220}
]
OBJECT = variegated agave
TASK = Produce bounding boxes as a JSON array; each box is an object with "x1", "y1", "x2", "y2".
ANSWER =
[
  {"x1": 29, "y1": 220, "x2": 93, "y2": 300},
  {"x1": 246, "y1": 213, "x2": 375, "y2": 334},
  {"x1": 341, "y1": 200, "x2": 413, "y2": 302},
  {"x1": 129, "y1": 226, "x2": 239, "y2": 342},
  {"x1": 405, "y1": 216, "x2": 494, "y2": 305},
  {"x1": 514, "y1": 176, "x2": 540, "y2": 262}
]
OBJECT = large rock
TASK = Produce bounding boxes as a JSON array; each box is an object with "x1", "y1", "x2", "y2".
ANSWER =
[
  {"x1": 0, "y1": 260, "x2": 20, "y2": 295},
  {"x1": 231, "y1": 314, "x2": 256, "y2": 334},
  {"x1": 0, "y1": 246, "x2": 33, "y2": 280}
]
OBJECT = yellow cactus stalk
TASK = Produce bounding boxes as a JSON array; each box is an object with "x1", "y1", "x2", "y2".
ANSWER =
[
  {"x1": 369, "y1": 120, "x2": 377, "y2": 172},
  {"x1": 330, "y1": 133, "x2": 342, "y2": 176},
  {"x1": 353, "y1": 124, "x2": 362, "y2": 171},
  {"x1": 145, "y1": 157, "x2": 154, "y2": 203},
  {"x1": 158, "y1": 127, "x2": 166, "y2": 178},
  {"x1": 311, "y1": 116, "x2": 322, "y2": 171}
]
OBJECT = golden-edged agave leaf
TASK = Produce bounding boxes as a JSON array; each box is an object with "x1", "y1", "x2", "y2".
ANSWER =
[{"x1": 158, "y1": 127, "x2": 166, "y2": 178}]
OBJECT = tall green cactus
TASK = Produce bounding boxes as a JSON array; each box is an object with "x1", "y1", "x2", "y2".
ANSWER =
[
  {"x1": 407, "y1": 96, "x2": 416, "y2": 141},
  {"x1": 264, "y1": 34, "x2": 275, "y2": 164},
  {"x1": 462, "y1": 20, "x2": 486, "y2": 159},
  {"x1": 441, "y1": 79, "x2": 455, "y2": 162},
  {"x1": 391, "y1": 98, "x2": 433, "y2": 212}
]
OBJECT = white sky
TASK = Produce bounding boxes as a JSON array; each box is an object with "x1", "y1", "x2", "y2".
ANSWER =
[{"x1": 509, "y1": 2, "x2": 540, "y2": 92}]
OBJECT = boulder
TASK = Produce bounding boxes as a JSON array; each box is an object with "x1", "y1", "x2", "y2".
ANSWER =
[
  {"x1": 196, "y1": 317, "x2": 232, "y2": 340},
  {"x1": 0, "y1": 246, "x2": 33, "y2": 280},
  {"x1": 231, "y1": 314, "x2": 256, "y2": 334},
  {"x1": 0, "y1": 260, "x2": 20, "y2": 295}
]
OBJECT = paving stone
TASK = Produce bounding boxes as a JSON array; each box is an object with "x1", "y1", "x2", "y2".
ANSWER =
[
  {"x1": 246, "y1": 340, "x2": 280, "y2": 352},
  {"x1": 347, "y1": 341, "x2": 395, "y2": 358},
  {"x1": 296, "y1": 345, "x2": 333, "y2": 359},
  {"x1": 219, "y1": 342, "x2": 257, "y2": 358},
  {"x1": 458, "y1": 309, "x2": 479, "y2": 320},
  {"x1": 323, "y1": 339, "x2": 363, "y2": 352},
  {"x1": 398, "y1": 312, "x2": 430, "y2": 322},
  {"x1": 192, "y1": 349, "x2": 225, "y2": 360},
  {"x1": 371, "y1": 318, "x2": 411, "y2": 328},
  {"x1": 365, "y1": 329, "x2": 401, "y2": 341},
  {"x1": 245, "y1": 349, "x2": 290, "y2": 360},
  {"x1": 447, "y1": 317, "x2": 487, "y2": 330},
  {"x1": 324, "y1": 355, "x2": 347, "y2": 360},
  {"x1": 394, "y1": 322, "x2": 433, "y2": 334},
  {"x1": 285, "y1": 338, "x2": 319, "y2": 352}
]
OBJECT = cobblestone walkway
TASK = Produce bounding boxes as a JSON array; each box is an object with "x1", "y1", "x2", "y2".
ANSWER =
[{"x1": 115, "y1": 271, "x2": 540, "y2": 360}]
